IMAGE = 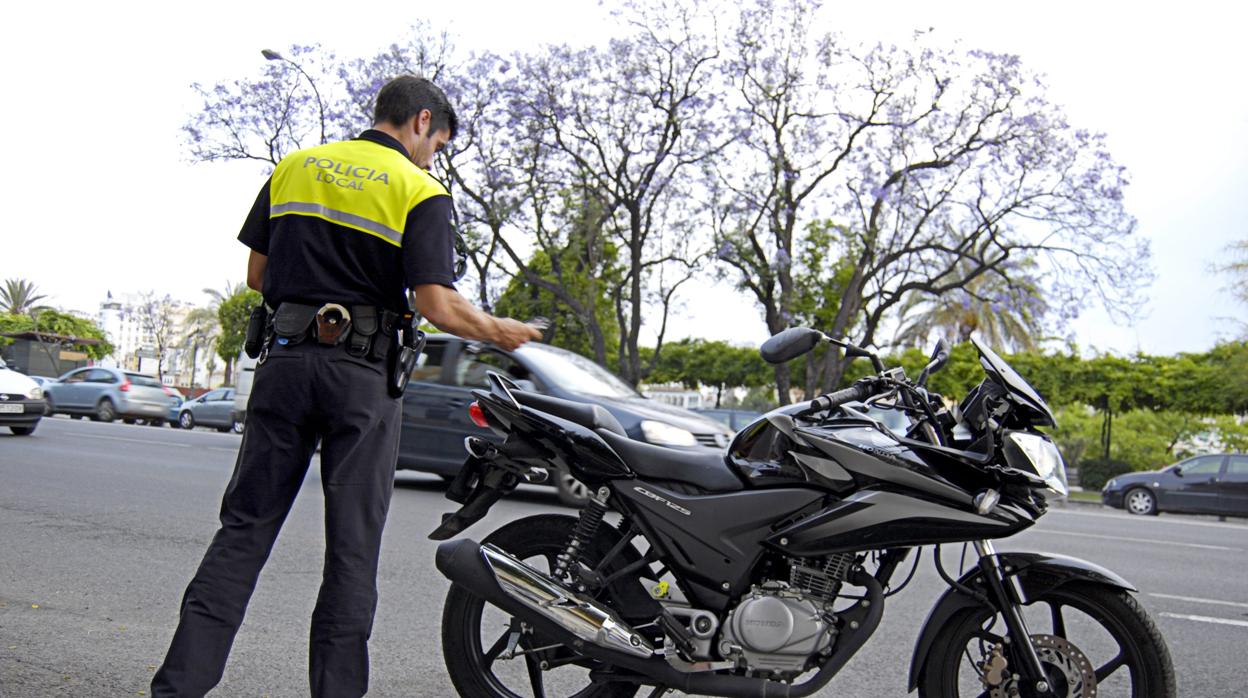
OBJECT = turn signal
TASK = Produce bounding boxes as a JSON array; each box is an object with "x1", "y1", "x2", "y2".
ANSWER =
[{"x1": 468, "y1": 401, "x2": 490, "y2": 428}]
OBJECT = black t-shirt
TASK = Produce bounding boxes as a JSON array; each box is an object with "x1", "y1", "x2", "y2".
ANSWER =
[{"x1": 238, "y1": 130, "x2": 456, "y2": 313}]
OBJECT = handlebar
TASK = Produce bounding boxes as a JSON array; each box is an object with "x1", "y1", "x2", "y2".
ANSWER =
[{"x1": 804, "y1": 380, "x2": 877, "y2": 415}]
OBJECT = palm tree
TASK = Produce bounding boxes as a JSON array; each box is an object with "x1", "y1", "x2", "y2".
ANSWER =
[
  {"x1": 203, "y1": 281, "x2": 248, "y2": 310},
  {"x1": 1, "y1": 279, "x2": 52, "y2": 316},
  {"x1": 182, "y1": 307, "x2": 220, "y2": 388},
  {"x1": 893, "y1": 263, "x2": 1047, "y2": 352}
]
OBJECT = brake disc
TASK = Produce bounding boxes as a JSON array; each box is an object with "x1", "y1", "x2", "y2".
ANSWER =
[{"x1": 985, "y1": 634, "x2": 1098, "y2": 698}]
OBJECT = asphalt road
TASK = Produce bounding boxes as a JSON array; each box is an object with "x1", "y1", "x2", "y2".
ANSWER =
[{"x1": 2, "y1": 417, "x2": 1246, "y2": 697}]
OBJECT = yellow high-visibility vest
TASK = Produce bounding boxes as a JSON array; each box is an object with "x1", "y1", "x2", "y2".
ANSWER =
[{"x1": 269, "y1": 139, "x2": 447, "y2": 248}]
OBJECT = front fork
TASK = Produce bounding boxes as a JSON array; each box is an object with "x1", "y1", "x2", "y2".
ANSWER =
[{"x1": 975, "y1": 540, "x2": 1055, "y2": 698}]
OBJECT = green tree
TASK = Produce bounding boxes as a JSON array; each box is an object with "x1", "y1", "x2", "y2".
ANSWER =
[
  {"x1": 0, "y1": 279, "x2": 52, "y2": 316},
  {"x1": 216, "y1": 288, "x2": 262, "y2": 385},
  {"x1": 0, "y1": 310, "x2": 115, "y2": 372},
  {"x1": 650, "y1": 339, "x2": 773, "y2": 407}
]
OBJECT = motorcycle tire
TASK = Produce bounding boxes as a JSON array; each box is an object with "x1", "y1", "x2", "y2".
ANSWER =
[
  {"x1": 441, "y1": 514, "x2": 642, "y2": 698},
  {"x1": 918, "y1": 581, "x2": 1175, "y2": 698}
]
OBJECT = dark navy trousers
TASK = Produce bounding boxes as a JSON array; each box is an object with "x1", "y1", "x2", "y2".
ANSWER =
[{"x1": 152, "y1": 341, "x2": 402, "y2": 697}]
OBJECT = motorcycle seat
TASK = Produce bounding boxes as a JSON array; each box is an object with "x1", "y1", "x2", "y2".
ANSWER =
[
  {"x1": 595, "y1": 428, "x2": 743, "y2": 492},
  {"x1": 513, "y1": 391, "x2": 628, "y2": 436}
]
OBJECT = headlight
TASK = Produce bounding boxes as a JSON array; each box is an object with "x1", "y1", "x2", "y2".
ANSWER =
[
  {"x1": 1105, "y1": 478, "x2": 1117, "y2": 491},
  {"x1": 28, "y1": 386, "x2": 42, "y2": 400},
  {"x1": 640, "y1": 420, "x2": 697, "y2": 447},
  {"x1": 1007, "y1": 432, "x2": 1069, "y2": 496}
]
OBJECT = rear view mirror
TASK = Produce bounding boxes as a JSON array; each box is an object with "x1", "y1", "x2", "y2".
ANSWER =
[
  {"x1": 916, "y1": 338, "x2": 951, "y2": 388},
  {"x1": 760, "y1": 327, "x2": 824, "y2": 365}
]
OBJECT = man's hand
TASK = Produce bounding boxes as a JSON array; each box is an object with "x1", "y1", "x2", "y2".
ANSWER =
[
  {"x1": 494, "y1": 318, "x2": 543, "y2": 351},
  {"x1": 413, "y1": 284, "x2": 543, "y2": 350}
]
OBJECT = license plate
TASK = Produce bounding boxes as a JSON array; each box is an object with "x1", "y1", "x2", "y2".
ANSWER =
[{"x1": 0, "y1": 404, "x2": 22, "y2": 413}]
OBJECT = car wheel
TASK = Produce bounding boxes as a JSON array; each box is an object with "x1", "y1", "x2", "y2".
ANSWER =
[
  {"x1": 556, "y1": 471, "x2": 592, "y2": 508},
  {"x1": 43, "y1": 398, "x2": 55, "y2": 416},
  {"x1": 10, "y1": 423, "x2": 37, "y2": 436},
  {"x1": 96, "y1": 398, "x2": 117, "y2": 423},
  {"x1": 178, "y1": 412, "x2": 195, "y2": 430},
  {"x1": 230, "y1": 418, "x2": 244, "y2": 434},
  {"x1": 1125, "y1": 487, "x2": 1158, "y2": 516}
]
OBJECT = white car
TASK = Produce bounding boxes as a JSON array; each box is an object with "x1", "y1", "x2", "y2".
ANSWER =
[{"x1": 0, "y1": 357, "x2": 46, "y2": 435}]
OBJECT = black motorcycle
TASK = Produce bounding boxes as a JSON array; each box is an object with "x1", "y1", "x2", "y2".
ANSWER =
[{"x1": 429, "y1": 328, "x2": 1175, "y2": 697}]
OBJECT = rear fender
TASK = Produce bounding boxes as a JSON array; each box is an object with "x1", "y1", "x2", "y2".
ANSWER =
[{"x1": 907, "y1": 552, "x2": 1136, "y2": 691}]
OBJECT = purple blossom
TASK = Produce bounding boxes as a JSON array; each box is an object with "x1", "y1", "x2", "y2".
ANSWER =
[{"x1": 772, "y1": 248, "x2": 791, "y2": 270}]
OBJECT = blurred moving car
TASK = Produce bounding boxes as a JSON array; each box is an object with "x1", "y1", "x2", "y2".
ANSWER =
[
  {"x1": 1101, "y1": 454, "x2": 1248, "y2": 517},
  {"x1": 28, "y1": 376, "x2": 58, "y2": 391},
  {"x1": 0, "y1": 357, "x2": 45, "y2": 435},
  {"x1": 691, "y1": 407, "x2": 763, "y2": 431},
  {"x1": 397, "y1": 335, "x2": 734, "y2": 504},
  {"x1": 175, "y1": 388, "x2": 242, "y2": 432},
  {"x1": 44, "y1": 367, "x2": 172, "y2": 425},
  {"x1": 230, "y1": 353, "x2": 258, "y2": 428}
]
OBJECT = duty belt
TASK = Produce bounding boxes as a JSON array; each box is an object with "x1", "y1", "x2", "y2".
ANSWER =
[{"x1": 267, "y1": 301, "x2": 399, "y2": 362}]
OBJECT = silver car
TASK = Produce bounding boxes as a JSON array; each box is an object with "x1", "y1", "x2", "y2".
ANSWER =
[
  {"x1": 175, "y1": 388, "x2": 242, "y2": 432},
  {"x1": 44, "y1": 367, "x2": 174, "y2": 425}
]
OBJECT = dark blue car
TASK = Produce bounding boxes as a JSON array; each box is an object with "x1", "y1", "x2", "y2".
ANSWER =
[
  {"x1": 1101, "y1": 454, "x2": 1248, "y2": 517},
  {"x1": 397, "y1": 335, "x2": 734, "y2": 504}
]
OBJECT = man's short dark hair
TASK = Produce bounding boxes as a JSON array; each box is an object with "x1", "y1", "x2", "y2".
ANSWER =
[{"x1": 374, "y1": 75, "x2": 458, "y2": 139}]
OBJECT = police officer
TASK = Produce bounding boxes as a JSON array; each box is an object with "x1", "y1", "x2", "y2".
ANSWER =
[{"x1": 151, "y1": 75, "x2": 540, "y2": 698}]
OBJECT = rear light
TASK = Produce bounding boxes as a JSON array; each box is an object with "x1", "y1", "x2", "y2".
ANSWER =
[
  {"x1": 119, "y1": 380, "x2": 131, "y2": 392},
  {"x1": 468, "y1": 401, "x2": 490, "y2": 428}
]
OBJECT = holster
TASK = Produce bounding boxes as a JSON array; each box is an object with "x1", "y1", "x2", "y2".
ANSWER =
[
  {"x1": 243, "y1": 303, "x2": 270, "y2": 359},
  {"x1": 387, "y1": 314, "x2": 426, "y2": 398}
]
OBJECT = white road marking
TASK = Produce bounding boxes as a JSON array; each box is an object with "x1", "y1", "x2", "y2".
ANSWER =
[
  {"x1": 1048, "y1": 507, "x2": 1248, "y2": 531},
  {"x1": 1150, "y1": 593, "x2": 1248, "y2": 609},
  {"x1": 66, "y1": 433, "x2": 237, "y2": 453},
  {"x1": 1027, "y1": 529, "x2": 1241, "y2": 552},
  {"x1": 1160, "y1": 613, "x2": 1248, "y2": 628}
]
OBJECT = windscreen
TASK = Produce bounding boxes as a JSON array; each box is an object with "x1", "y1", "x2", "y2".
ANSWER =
[
  {"x1": 125, "y1": 373, "x2": 164, "y2": 388},
  {"x1": 971, "y1": 338, "x2": 1056, "y2": 426},
  {"x1": 515, "y1": 344, "x2": 639, "y2": 399}
]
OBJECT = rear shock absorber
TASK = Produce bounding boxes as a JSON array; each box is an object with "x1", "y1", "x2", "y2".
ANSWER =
[{"x1": 553, "y1": 486, "x2": 610, "y2": 583}]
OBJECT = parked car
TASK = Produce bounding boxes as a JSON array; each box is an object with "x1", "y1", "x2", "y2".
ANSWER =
[
  {"x1": 1101, "y1": 453, "x2": 1248, "y2": 517},
  {"x1": 691, "y1": 407, "x2": 763, "y2": 431},
  {"x1": 44, "y1": 367, "x2": 172, "y2": 425},
  {"x1": 176, "y1": 388, "x2": 242, "y2": 432},
  {"x1": 397, "y1": 335, "x2": 734, "y2": 504},
  {"x1": 0, "y1": 357, "x2": 45, "y2": 435}
]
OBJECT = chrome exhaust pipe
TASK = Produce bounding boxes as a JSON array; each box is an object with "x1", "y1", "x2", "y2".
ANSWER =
[{"x1": 436, "y1": 539, "x2": 655, "y2": 659}]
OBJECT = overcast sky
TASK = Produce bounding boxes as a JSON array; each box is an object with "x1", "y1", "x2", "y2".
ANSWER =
[{"x1": 3, "y1": 0, "x2": 1244, "y2": 356}]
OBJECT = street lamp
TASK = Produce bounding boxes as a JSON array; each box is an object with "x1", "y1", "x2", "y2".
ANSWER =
[{"x1": 261, "y1": 48, "x2": 327, "y2": 145}]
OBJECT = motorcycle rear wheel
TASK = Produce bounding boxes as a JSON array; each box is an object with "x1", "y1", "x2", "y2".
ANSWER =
[
  {"x1": 441, "y1": 514, "x2": 641, "y2": 698},
  {"x1": 918, "y1": 582, "x2": 1174, "y2": 697}
]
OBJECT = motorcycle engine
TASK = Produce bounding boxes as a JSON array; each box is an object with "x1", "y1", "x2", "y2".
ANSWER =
[
  {"x1": 717, "y1": 554, "x2": 855, "y2": 675},
  {"x1": 718, "y1": 587, "x2": 836, "y2": 674}
]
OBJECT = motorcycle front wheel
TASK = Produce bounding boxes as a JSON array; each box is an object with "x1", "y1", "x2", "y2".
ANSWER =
[
  {"x1": 441, "y1": 514, "x2": 641, "y2": 698},
  {"x1": 919, "y1": 581, "x2": 1175, "y2": 697}
]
